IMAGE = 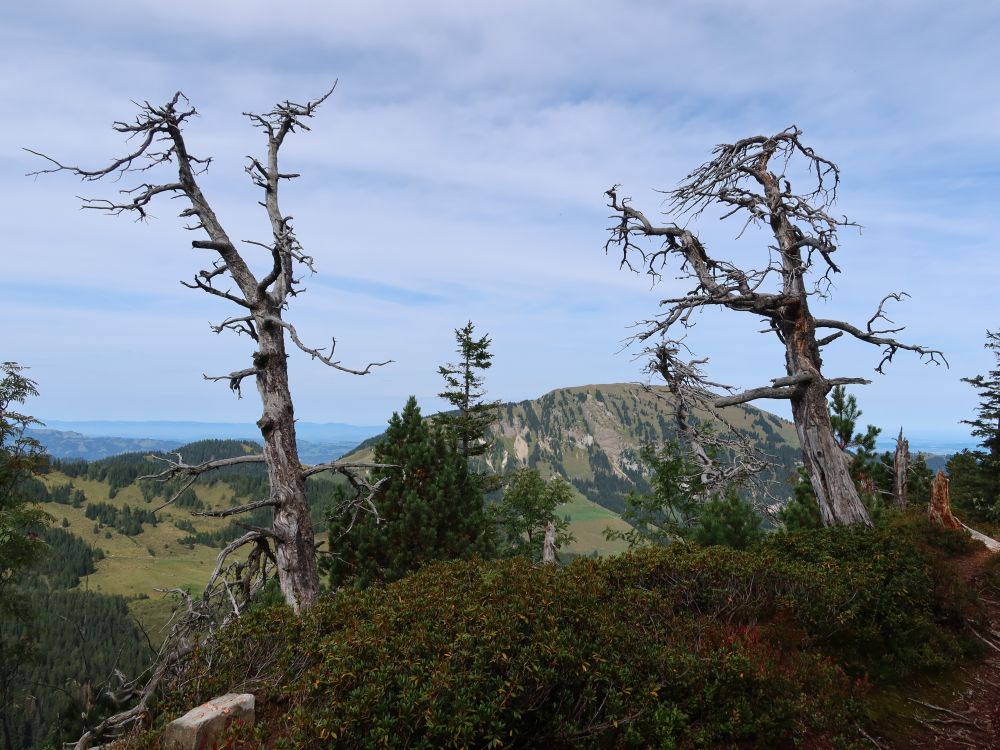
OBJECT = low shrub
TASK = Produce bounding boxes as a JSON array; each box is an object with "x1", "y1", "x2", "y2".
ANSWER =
[{"x1": 149, "y1": 512, "x2": 983, "y2": 749}]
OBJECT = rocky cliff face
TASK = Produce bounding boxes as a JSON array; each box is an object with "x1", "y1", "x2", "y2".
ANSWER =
[{"x1": 477, "y1": 383, "x2": 801, "y2": 514}]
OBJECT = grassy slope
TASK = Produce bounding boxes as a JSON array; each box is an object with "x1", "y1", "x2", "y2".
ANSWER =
[
  {"x1": 40, "y1": 384, "x2": 799, "y2": 631},
  {"x1": 38, "y1": 470, "x2": 250, "y2": 640},
  {"x1": 39, "y1": 472, "x2": 240, "y2": 596}
]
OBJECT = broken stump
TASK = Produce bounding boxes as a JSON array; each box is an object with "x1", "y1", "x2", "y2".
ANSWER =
[
  {"x1": 163, "y1": 693, "x2": 255, "y2": 750},
  {"x1": 928, "y1": 471, "x2": 961, "y2": 530}
]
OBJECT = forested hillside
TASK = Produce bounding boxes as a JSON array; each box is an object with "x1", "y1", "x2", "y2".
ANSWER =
[
  {"x1": 1, "y1": 439, "x2": 353, "y2": 749},
  {"x1": 1, "y1": 529, "x2": 150, "y2": 749},
  {"x1": 483, "y1": 383, "x2": 800, "y2": 514},
  {"x1": 347, "y1": 383, "x2": 802, "y2": 522}
]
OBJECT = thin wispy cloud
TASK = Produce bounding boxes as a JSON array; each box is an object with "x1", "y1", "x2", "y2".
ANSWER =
[{"x1": 2, "y1": 0, "x2": 996, "y2": 439}]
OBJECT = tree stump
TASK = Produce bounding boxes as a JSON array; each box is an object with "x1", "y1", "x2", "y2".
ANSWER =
[
  {"x1": 927, "y1": 470, "x2": 1000, "y2": 550},
  {"x1": 928, "y1": 471, "x2": 961, "y2": 529},
  {"x1": 542, "y1": 520, "x2": 556, "y2": 564},
  {"x1": 893, "y1": 428, "x2": 910, "y2": 507}
]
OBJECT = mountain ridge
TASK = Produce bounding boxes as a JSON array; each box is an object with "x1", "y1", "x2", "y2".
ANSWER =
[{"x1": 345, "y1": 382, "x2": 803, "y2": 516}]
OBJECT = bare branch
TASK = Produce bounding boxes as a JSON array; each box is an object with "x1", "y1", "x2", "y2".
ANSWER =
[
  {"x1": 814, "y1": 316, "x2": 948, "y2": 373},
  {"x1": 139, "y1": 452, "x2": 266, "y2": 483},
  {"x1": 202, "y1": 531, "x2": 278, "y2": 609},
  {"x1": 149, "y1": 475, "x2": 197, "y2": 515},
  {"x1": 208, "y1": 314, "x2": 258, "y2": 341},
  {"x1": 644, "y1": 342, "x2": 773, "y2": 506},
  {"x1": 825, "y1": 377, "x2": 872, "y2": 387},
  {"x1": 192, "y1": 498, "x2": 278, "y2": 518},
  {"x1": 816, "y1": 331, "x2": 844, "y2": 348},
  {"x1": 713, "y1": 386, "x2": 798, "y2": 408},
  {"x1": 267, "y1": 316, "x2": 392, "y2": 375},
  {"x1": 202, "y1": 367, "x2": 258, "y2": 397},
  {"x1": 241, "y1": 85, "x2": 336, "y2": 305},
  {"x1": 865, "y1": 292, "x2": 909, "y2": 334},
  {"x1": 180, "y1": 275, "x2": 253, "y2": 309},
  {"x1": 301, "y1": 460, "x2": 397, "y2": 478},
  {"x1": 72, "y1": 641, "x2": 194, "y2": 750}
]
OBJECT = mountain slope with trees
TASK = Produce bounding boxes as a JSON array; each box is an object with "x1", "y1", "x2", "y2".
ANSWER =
[{"x1": 345, "y1": 383, "x2": 802, "y2": 522}]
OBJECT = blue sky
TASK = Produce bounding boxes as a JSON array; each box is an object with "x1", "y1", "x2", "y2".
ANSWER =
[{"x1": 2, "y1": 0, "x2": 997, "y2": 442}]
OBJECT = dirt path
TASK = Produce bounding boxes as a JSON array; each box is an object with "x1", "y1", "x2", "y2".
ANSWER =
[{"x1": 883, "y1": 546, "x2": 1000, "y2": 749}]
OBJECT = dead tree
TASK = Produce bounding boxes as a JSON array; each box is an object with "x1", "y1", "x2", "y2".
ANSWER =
[
  {"x1": 542, "y1": 521, "x2": 557, "y2": 565},
  {"x1": 606, "y1": 127, "x2": 945, "y2": 527},
  {"x1": 28, "y1": 87, "x2": 390, "y2": 612},
  {"x1": 893, "y1": 428, "x2": 910, "y2": 508}
]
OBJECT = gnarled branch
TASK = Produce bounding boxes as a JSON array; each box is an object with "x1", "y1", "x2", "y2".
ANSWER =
[
  {"x1": 202, "y1": 367, "x2": 259, "y2": 397},
  {"x1": 140, "y1": 452, "x2": 267, "y2": 483},
  {"x1": 267, "y1": 316, "x2": 393, "y2": 375},
  {"x1": 814, "y1": 316, "x2": 947, "y2": 373}
]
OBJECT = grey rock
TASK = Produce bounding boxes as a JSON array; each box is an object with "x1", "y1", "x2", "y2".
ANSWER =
[{"x1": 163, "y1": 693, "x2": 255, "y2": 750}]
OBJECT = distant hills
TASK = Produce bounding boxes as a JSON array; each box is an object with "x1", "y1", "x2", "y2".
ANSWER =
[
  {"x1": 29, "y1": 420, "x2": 383, "y2": 463},
  {"x1": 34, "y1": 387, "x2": 966, "y2": 492},
  {"x1": 26, "y1": 428, "x2": 183, "y2": 461},
  {"x1": 39, "y1": 418, "x2": 383, "y2": 443}
]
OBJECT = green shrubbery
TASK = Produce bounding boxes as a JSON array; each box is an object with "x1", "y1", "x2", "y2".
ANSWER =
[{"x1": 151, "y1": 512, "x2": 982, "y2": 749}]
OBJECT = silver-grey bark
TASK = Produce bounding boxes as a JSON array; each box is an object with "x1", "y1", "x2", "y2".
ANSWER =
[
  {"x1": 893, "y1": 428, "x2": 910, "y2": 508},
  {"x1": 30, "y1": 87, "x2": 395, "y2": 747},
  {"x1": 606, "y1": 127, "x2": 945, "y2": 526},
  {"x1": 28, "y1": 87, "x2": 390, "y2": 612}
]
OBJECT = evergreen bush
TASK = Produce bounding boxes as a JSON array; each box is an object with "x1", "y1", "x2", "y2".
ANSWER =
[{"x1": 156, "y1": 512, "x2": 982, "y2": 749}]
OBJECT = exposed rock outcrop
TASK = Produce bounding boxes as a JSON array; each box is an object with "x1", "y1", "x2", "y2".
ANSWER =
[{"x1": 163, "y1": 693, "x2": 255, "y2": 750}]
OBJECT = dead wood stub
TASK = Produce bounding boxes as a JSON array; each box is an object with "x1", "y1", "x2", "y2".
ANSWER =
[{"x1": 929, "y1": 470, "x2": 961, "y2": 530}]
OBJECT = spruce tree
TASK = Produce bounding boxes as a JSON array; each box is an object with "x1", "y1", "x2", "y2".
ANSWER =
[
  {"x1": 0, "y1": 363, "x2": 51, "y2": 750},
  {"x1": 437, "y1": 321, "x2": 499, "y2": 462},
  {"x1": 949, "y1": 330, "x2": 1000, "y2": 520},
  {"x1": 327, "y1": 397, "x2": 491, "y2": 589},
  {"x1": 0, "y1": 363, "x2": 51, "y2": 610}
]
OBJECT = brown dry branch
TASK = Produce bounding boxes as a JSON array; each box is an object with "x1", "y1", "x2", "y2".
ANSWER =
[{"x1": 606, "y1": 127, "x2": 945, "y2": 526}]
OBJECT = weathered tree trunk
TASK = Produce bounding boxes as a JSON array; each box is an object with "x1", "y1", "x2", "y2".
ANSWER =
[
  {"x1": 790, "y1": 382, "x2": 872, "y2": 526},
  {"x1": 542, "y1": 520, "x2": 556, "y2": 564},
  {"x1": 255, "y1": 320, "x2": 319, "y2": 612},
  {"x1": 893, "y1": 428, "x2": 910, "y2": 507},
  {"x1": 772, "y1": 186, "x2": 872, "y2": 527},
  {"x1": 928, "y1": 470, "x2": 960, "y2": 529}
]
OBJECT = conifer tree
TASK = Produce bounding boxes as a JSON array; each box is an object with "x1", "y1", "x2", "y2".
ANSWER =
[
  {"x1": 949, "y1": 330, "x2": 1000, "y2": 520},
  {"x1": 606, "y1": 441, "x2": 762, "y2": 548},
  {"x1": 0, "y1": 363, "x2": 51, "y2": 610},
  {"x1": 437, "y1": 322, "x2": 499, "y2": 462},
  {"x1": 327, "y1": 397, "x2": 491, "y2": 589},
  {"x1": 828, "y1": 385, "x2": 881, "y2": 456},
  {"x1": 0, "y1": 363, "x2": 51, "y2": 750}
]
